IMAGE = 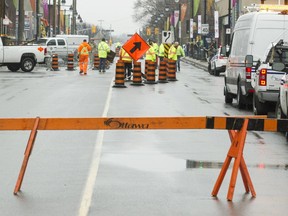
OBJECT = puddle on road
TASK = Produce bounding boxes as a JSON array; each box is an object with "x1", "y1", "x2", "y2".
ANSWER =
[{"x1": 102, "y1": 154, "x2": 288, "y2": 172}]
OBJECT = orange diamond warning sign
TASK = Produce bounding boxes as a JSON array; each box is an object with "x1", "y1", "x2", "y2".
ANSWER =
[{"x1": 122, "y1": 33, "x2": 150, "y2": 61}]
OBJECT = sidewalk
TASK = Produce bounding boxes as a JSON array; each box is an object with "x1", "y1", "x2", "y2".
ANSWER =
[{"x1": 182, "y1": 57, "x2": 208, "y2": 71}]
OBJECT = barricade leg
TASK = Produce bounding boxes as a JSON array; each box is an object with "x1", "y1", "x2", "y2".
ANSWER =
[
  {"x1": 211, "y1": 119, "x2": 256, "y2": 201},
  {"x1": 14, "y1": 117, "x2": 40, "y2": 194}
]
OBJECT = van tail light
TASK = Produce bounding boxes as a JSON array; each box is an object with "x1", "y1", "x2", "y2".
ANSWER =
[
  {"x1": 44, "y1": 48, "x2": 47, "y2": 55},
  {"x1": 246, "y1": 67, "x2": 252, "y2": 79},
  {"x1": 259, "y1": 68, "x2": 267, "y2": 86}
]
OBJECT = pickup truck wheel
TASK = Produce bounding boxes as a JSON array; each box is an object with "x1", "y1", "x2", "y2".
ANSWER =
[
  {"x1": 253, "y1": 94, "x2": 267, "y2": 115},
  {"x1": 236, "y1": 84, "x2": 245, "y2": 109},
  {"x1": 213, "y1": 63, "x2": 219, "y2": 76},
  {"x1": 208, "y1": 63, "x2": 212, "y2": 74},
  {"x1": 21, "y1": 57, "x2": 35, "y2": 72},
  {"x1": 275, "y1": 99, "x2": 286, "y2": 119},
  {"x1": 7, "y1": 64, "x2": 20, "y2": 72},
  {"x1": 224, "y1": 86, "x2": 233, "y2": 104}
]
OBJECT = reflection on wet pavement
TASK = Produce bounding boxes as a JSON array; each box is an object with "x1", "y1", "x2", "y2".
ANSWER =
[
  {"x1": 186, "y1": 160, "x2": 288, "y2": 170},
  {"x1": 102, "y1": 154, "x2": 288, "y2": 171}
]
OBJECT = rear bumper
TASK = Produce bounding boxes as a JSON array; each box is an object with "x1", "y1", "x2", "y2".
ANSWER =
[{"x1": 257, "y1": 90, "x2": 279, "y2": 102}]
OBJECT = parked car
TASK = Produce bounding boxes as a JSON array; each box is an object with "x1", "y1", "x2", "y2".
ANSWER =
[{"x1": 208, "y1": 46, "x2": 227, "y2": 76}]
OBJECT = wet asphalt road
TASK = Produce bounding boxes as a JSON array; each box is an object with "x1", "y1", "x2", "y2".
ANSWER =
[{"x1": 0, "y1": 59, "x2": 287, "y2": 216}]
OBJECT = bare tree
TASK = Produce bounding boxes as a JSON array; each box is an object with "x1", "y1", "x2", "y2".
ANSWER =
[{"x1": 133, "y1": 0, "x2": 166, "y2": 26}]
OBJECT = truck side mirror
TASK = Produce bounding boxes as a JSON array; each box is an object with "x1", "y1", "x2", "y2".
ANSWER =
[
  {"x1": 272, "y1": 62, "x2": 285, "y2": 71},
  {"x1": 245, "y1": 55, "x2": 253, "y2": 67}
]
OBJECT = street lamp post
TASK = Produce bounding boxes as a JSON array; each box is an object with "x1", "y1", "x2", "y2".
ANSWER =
[
  {"x1": 17, "y1": 0, "x2": 24, "y2": 44},
  {"x1": 71, "y1": 0, "x2": 77, "y2": 34}
]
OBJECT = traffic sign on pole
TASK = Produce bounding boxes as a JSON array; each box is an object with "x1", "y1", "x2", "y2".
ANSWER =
[
  {"x1": 162, "y1": 31, "x2": 173, "y2": 44},
  {"x1": 122, "y1": 33, "x2": 150, "y2": 61}
]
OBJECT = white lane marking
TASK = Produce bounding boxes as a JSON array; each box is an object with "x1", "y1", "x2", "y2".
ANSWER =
[{"x1": 78, "y1": 78, "x2": 114, "y2": 216}]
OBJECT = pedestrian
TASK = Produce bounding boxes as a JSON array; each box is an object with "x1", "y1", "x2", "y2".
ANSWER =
[
  {"x1": 119, "y1": 47, "x2": 133, "y2": 80},
  {"x1": 176, "y1": 43, "x2": 185, "y2": 72},
  {"x1": 98, "y1": 38, "x2": 110, "y2": 73},
  {"x1": 78, "y1": 39, "x2": 92, "y2": 75}
]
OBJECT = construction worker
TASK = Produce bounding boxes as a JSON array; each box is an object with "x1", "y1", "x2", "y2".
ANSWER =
[
  {"x1": 176, "y1": 43, "x2": 185, "y2": 72},
  {"x1": 78, "y1": 39, "x2": 92, "y2": 75},
  {"x1": 145, "y1": 40, "x2": 156, "y2": 63},
  {"x1": 152, "y1": 40, "x2": 159, "y2": 68},
  {"x1": 98, "y1": 38, "x2": 110, "y2": 73},
  {"x1": 119, "y1": 47, "x2": 133, "y2": 80},
  {"x1": 158, "y1": 42, "x2": 165, "y2": 62},
  {"x1": 168, "y1": 41, "x2": 179, "y2": 72}
]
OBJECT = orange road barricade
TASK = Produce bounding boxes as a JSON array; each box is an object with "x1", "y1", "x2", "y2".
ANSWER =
[
  {"x1": 1, "y1": 116, "x2": 288, "y2": 200},
  {"x1": 167, "y1": 59, "x2": 177, "y2": 81},
  {"x1": 93, "y1": 53, "x2": 100, "y2": 70},
  {"x1": 131, "y1": 61, "x2": 144, "y2": 86},
  {"x1": 66, "y1": 53, "x2": 75, "y2": 71},
  {"x1": 157, "y1": 60, "x2": 168, "y2": 83},
  {"x1": 145, "y1": 61, "x2": 157, "y2": 84},
  {"x1": 113, "y1": 60, "x2": 126, "y2": 88},
  {"x1": 51, "y1": 54, "x2": 59, "y2": 71}
]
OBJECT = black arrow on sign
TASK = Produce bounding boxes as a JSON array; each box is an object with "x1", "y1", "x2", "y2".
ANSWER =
[
  {"x1": 164, "y1": 32, "x2": 171, "y2": 43},
  {"x1": 130, "y1": 42, "x2": 141, "y2": 53}
]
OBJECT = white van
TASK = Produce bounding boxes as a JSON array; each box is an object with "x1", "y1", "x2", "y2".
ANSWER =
[{"x1": 224, "y1": 10, "x2": 288, "y2": 109}]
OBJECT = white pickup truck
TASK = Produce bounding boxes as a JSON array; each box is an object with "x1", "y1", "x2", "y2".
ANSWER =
[
  {"x1": 0, "y1": 36, "x2": 47, "y2": 72},
  {"x1": 251, "y1": 40, "x2": 287, "y2": 115}
]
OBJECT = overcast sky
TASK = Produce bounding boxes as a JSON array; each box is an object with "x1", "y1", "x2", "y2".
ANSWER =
[{"x1": 65, "y1": 0, "x2": 140, "y2": 35}]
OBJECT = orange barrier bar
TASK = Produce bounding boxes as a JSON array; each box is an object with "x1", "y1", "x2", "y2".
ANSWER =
[
  {"x1": 1, "y1": 115, "x2": 287, "y2": 199},
  {"x1": 0, "y1": 116, "x2": 286, "y2": 131}
]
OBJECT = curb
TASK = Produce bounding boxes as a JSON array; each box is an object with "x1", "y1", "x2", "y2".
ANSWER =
[{"x1": 182, "y1": 57, "x2": 208, "y2": 72}]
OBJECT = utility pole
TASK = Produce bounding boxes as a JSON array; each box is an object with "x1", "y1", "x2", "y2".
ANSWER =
[
  {"x1": 0, "y1": 0, "x2": 5, "y2": 35},
  {"x1": 36, "y1": 0, "x2": 40, "y2": 40},
  {"x1": 17, "y1": 0, "x2": 24, "y2": 44},
  {"x1": 72, "y1": 0, "x2": 76, "y2": 34},
  {"x1": 57, "y1": 0, "x2": 61, "y2": 34},
  {"x1": 53, "y1": 0, "x2": 56, "y2": 35}
]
